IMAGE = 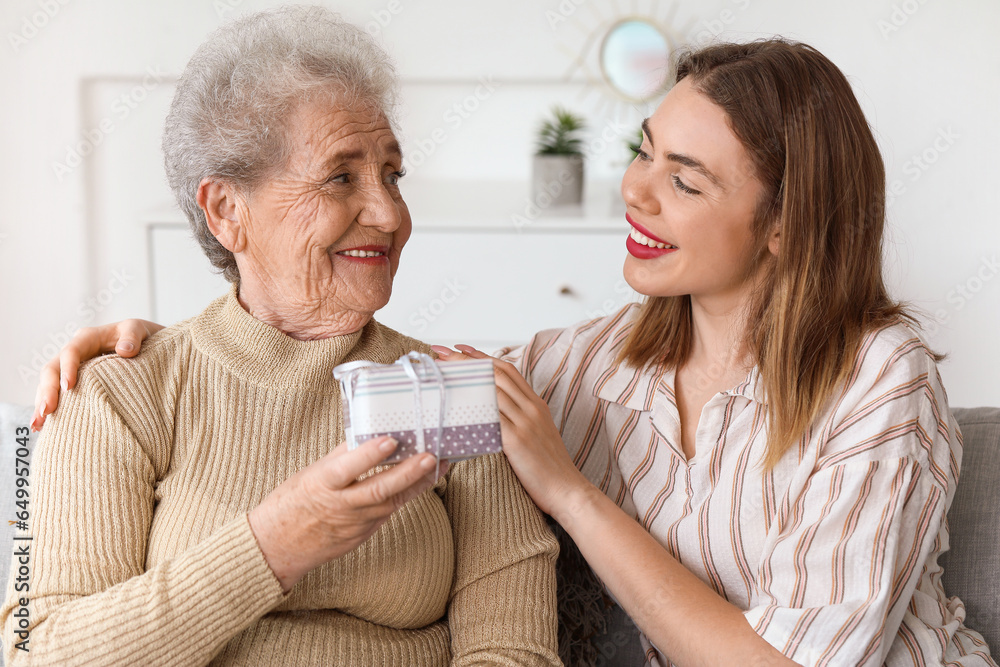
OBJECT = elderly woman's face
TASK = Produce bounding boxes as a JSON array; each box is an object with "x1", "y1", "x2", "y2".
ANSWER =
[{"x1": 235, "y1": 100, "x2": 410, "y2": 326}]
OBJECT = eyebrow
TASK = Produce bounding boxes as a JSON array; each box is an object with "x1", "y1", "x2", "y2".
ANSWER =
[
  {"x1": 385, "y1": 140, "x2": 403, "y2": 159},
  {"x1": 325, "y1": 149, "x2": 366, "y2": 165},
  {"x1": 641, "y1": 118, "x2": 724, "y2": 190},
  {"x1": 322, "y1": 140, "x2": 403, "y2": 169}
]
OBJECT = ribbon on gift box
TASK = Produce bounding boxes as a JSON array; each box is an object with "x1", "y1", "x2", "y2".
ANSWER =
[{"x1": 334, "y1": 351, "x2": 447, "y2": 468}]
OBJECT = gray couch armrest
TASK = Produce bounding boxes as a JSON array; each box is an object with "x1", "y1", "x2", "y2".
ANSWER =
[{"x1": 940, "y1": 406, "x2": 1000, "y2": 651}]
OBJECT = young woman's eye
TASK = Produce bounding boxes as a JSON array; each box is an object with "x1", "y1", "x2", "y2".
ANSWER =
[
  {"x1": 672, "y1": 174, "x2": 701, "y2": 195},
  {"x1": 635, "y1": 148, "x2": 652, "y2": 162}
]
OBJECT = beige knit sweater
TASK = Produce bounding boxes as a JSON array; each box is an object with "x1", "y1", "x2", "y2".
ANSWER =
[{"x1": 1, "y1": 289, "x2": 560, "y2": 666}]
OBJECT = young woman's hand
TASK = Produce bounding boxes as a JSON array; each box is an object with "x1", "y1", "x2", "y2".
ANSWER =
[
  {"x1": 430, "y1": 344, "x2": 590, "y2": 518},
  {"x1": 32, "y1": 319, "x2": 164, "y2": 431}
]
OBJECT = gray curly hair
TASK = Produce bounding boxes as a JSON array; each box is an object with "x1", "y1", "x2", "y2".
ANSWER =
[{"x1": 162, "y1": 5, "x2": 400, "y2": 283}]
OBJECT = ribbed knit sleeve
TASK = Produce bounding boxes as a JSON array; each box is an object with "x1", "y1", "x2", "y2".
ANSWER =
[
  {"x1": 444, "y1": 451, "x2": 561, "y2": 666},
  {"x1": 0, "y1": 369, "x2": 286, "y2": 666}
]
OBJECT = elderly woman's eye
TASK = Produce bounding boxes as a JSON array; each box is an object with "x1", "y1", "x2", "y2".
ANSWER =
[
  {"x1": 386, "y1": 169, "x2": 406, "y2": 186},
  {"x1": 326, "y1": 173, "x2": 350, "y2": 184}
]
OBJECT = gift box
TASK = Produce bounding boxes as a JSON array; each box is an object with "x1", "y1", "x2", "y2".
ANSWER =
[{"x1": 333, "y1": 352, "x2": 502, "y2": 464}]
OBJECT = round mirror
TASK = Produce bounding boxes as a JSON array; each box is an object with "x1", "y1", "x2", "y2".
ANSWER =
[{"x1": 599, "y1": 19, "x2": 672, "y2": 102}]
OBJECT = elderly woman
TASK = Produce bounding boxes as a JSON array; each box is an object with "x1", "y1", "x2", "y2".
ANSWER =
[{"x1": 0, "y1": 7, "x2": 559, "y2": 666}]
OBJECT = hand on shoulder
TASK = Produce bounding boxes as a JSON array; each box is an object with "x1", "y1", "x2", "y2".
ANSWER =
[{"x1": 32, "y1": 319, "x2": 164, "y2": 431}]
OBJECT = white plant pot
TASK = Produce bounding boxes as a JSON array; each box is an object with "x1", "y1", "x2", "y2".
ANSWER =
[{"x1": 531, "y1": 154, "x2": 584, "y2": 209}]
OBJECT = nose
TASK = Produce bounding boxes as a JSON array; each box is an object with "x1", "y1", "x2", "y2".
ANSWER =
[
  {"x1": 621, "y1": 160, "x2": 660, "y2": 216},
  {"x1": 356, "y1": 179, "x2": 403, "y2": 232}
]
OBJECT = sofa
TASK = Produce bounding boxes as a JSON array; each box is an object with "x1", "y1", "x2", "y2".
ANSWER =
[{"x1": 1, "y1": 404, "x2": 996, "y2": 665}]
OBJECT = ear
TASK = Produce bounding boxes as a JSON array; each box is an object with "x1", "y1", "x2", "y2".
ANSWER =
[
  {"x1": 766, "y1": 220, "x2": 780, "y2": 256},
  {"x1": 196, "y1": 177, "x2": 247, "y2": 254}
]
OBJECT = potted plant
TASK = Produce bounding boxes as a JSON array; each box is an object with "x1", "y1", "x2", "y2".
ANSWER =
[{"x1": 532, "y1": 106, "x2": 586, "y2": 209}]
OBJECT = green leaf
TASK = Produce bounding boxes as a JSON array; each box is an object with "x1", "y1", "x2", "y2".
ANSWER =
[{"x1": 535, "y1": 105, "x2": 587, "y2": 155}]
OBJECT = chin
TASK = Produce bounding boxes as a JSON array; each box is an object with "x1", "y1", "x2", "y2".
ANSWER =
[
  {"x1": 365, "y1": 284, "x2": 394, "y2": 313},
  {"x1": 368, "y1": 298, "x2": 391, "y2": 314},
  {"x1": 624, "y1": 260, "x2": 666, "y2": 297},
  {"x1": 624, "y1": 269, "x2": 693, "y2": 299}
]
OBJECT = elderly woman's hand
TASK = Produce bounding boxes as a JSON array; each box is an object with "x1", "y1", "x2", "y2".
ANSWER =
[
  {"x1": 32, "y1": 319, "x2": 163, "y2": 431},
  {"x1": 248, "y1": 435, "x2": 448, "y2": 593}
]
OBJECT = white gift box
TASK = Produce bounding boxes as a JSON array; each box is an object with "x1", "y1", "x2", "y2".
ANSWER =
[{"x1": 333, "y1": 352, "x2": 502, "y2": 464}]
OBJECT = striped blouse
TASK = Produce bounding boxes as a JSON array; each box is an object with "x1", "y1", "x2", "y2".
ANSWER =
[{"x1": 499, "y1": 305, "x2": 995, "y2": 667}]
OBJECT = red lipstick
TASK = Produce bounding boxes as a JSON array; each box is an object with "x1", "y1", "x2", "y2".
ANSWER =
[
  {"x1": 626, "y1": 214, "x2": 671, "y2": 245},
  {"x1": 625, "y1": 214, "x2": 677, "y2": 260}
]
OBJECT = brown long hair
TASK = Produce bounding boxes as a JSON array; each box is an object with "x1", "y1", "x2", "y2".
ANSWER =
[{"x1": 618, "y1": 39, "x2": 928, "y2": 468}]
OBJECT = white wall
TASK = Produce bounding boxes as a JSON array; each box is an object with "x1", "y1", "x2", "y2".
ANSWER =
[{"x1": 1, "y1": 0, "x2": 998, "y2": 408}]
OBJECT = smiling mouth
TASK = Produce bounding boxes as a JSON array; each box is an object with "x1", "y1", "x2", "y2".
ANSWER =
[
  {"x1": 335, "y1": 244, "x2": 389, "y2": 259},
  {"x1": 337, "y1": 249, "x2": 385, "y2": 258},
  {"x1": 628, "y1": 227, "x2": 677, "y2": 250},
  {"x1": 626, "y1": 214, "x2": 677, "y2": 249}
]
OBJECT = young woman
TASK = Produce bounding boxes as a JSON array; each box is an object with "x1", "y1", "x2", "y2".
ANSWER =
[{"x1": 31, "y1": 40, "x2": 995, "y2": 666}]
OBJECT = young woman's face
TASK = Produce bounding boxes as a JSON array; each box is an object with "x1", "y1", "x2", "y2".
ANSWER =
[{"x1": 620, "y1": 77, "x2": 767, "y2": 303}]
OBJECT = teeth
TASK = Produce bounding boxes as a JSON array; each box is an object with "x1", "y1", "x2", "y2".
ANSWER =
[
  {"x1": 337, "y1": 250, "x2": 385, "y2": 258},
  {"x1": 629, "y1": 227, "x2": 675, "y2": 249}
]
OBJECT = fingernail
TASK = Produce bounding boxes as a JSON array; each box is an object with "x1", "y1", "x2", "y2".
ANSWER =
[
  {"x1": 119, "y1": 341, "x2": 134, "y2": 353},
  {"x1": 419, "y1": 455, "x2": 436, "y2": 470},
  {"x1": 379, "y1": 437, "x2": 397, "y2": 453},
  {"x1": 430, "y1": 345, "x2": 451, "y2": 357},
  {"x1": 455, "y1": 344, "x2": 474, "y2": 352},
  {"x1": 39, "y1": 401, "x2": 47, "y2": 417},
  {"x1": 60, "y1": 376, "x2": 68, "y2": 392}
]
